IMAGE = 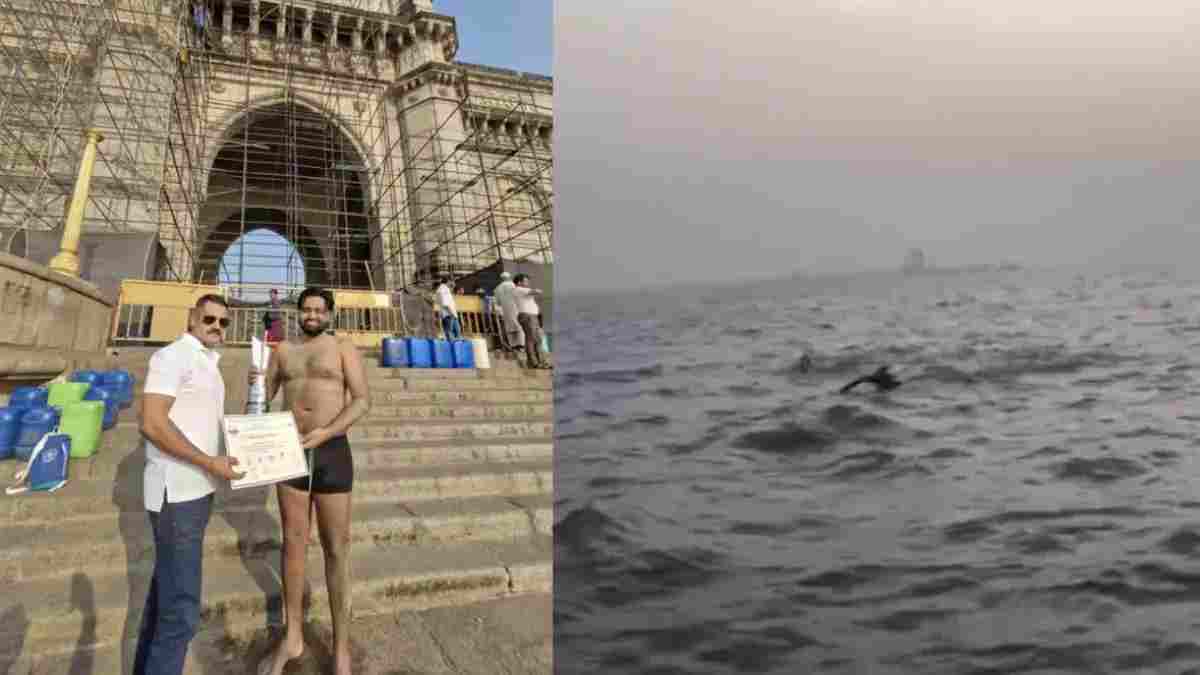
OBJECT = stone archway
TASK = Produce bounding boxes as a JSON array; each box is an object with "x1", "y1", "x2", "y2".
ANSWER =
[
  {"x1": 194, "y1": 99, "x2": 380, "y2": 289},
  {"x1": 194, "y1": 208, "x2": 327, "y2": 287}
]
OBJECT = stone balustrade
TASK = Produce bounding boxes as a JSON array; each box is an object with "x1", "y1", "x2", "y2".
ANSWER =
[{"x1": 201, "y1": 0, "x2": 458, "y2": 71}]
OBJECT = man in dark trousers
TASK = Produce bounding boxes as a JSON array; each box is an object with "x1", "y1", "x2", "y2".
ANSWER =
[
  {"x1": 134, "y1": 294, "x2": 244, "y2": 674},
  {"x1": 511, "y1": 273, "x2": 550, "y2": 369}
]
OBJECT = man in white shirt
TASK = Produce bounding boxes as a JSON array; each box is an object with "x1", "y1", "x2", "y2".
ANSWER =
[
  {"x1": 492, "y1": 271, "x2": 524, "y2": 352},
  {"x1": 512, "y1": 274, "x2": 550, "y2": 369},
  {"x1": 434, "y1": 275, "x2": 461, "y2": 340},
  {"x1": 132, "y1": 293, "x2": 244, "y2": 675}
]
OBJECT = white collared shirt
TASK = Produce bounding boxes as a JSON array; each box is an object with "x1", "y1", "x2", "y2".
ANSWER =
[
  {"x1": 142, "y1": 332, "x2": 225, "y2": 511},
  {"x1": 512, "y1": 286, "x2": 540, "y2": 315},
  {"x1": 435, "y1": 283, "x2": 457, "y2": 316}
]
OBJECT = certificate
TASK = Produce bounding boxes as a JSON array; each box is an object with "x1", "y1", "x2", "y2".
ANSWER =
[{"x1": 221, "y1": 412, "x2": 309, "y2": 490}]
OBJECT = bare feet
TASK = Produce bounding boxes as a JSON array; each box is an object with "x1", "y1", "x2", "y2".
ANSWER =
[
  {"x1": 335, "y1": 643, "x2": 352, "y2": 675},
  {"x1": 258, "y1": 632, "x2": 304, "y2": 675}
]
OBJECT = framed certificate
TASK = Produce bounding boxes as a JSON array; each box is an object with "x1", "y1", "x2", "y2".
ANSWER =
[{"x1": 221, "y1": 412, "x2": 310, "y2": 490}]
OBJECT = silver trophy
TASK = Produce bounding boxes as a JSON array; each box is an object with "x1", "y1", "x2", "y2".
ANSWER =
[{"x1": 246, "y1": 335, "x2": 270, "y2": 414}]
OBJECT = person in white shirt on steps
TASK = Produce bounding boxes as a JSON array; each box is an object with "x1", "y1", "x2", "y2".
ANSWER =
[
  {"x1": 133, "y1": 293, "x2": 244, "y2": 675},
  {"x1": 512, "y1": 274, "x2": 550, "y2": 369},
  {"x1": 434, "y1": 275, "x2": 461, "y2": 340}
]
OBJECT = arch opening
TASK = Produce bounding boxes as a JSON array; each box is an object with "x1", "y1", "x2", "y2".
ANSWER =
[
  {"x1": 196, "y1": 100, "x2": 379, "y2": 290},
  {"x1": 218, "y1": 228, "x2": 306, "y2": 302}
]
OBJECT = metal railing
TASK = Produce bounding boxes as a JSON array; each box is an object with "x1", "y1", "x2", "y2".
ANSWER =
[
  {"x1": 112, "y1": 299, "x2": 501, "y2": 346},
  {"x1": 112, "y1": 305, "x2": 412, "y2": 345}
]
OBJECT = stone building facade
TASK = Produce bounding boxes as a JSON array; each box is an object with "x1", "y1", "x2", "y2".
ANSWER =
[{"x1": 0, "y1": 0, "x2": 553, "y2": 299}]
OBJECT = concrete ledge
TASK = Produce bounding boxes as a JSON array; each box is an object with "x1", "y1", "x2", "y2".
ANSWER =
[
  {"x1": 0, "y1": 251, "x2": 115, "y2": 355},
  {"x1": 0, "y1": 251, "x2": 111, "y2": 307}
]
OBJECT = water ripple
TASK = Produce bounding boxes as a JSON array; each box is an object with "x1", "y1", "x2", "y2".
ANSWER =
[{"x1": 555, "y1": 266, "x2": 1200, "y2": 673}]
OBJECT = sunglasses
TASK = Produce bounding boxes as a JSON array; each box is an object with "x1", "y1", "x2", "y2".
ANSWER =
[{"x1": 201, "y1": 315, "x2": 231, "y2": 328}]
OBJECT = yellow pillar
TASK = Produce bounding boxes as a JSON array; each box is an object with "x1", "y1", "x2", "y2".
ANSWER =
[{"x1": 49, "y1": 129, "x2": 105, "y2": 277}]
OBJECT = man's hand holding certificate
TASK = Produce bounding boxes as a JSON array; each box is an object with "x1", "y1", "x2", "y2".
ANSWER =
[{"x1": 221, "y1": 412, "x2": 309, "y2": 490}]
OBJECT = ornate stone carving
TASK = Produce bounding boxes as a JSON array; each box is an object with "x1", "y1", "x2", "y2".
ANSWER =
[
  {"x1": 301, "y1": 45, "x2": 323, "y2": 66},
  {"x1": 247, "y1": 37, "x2": 268, "y2": 61},
  {"x1": 351, "y1": 52, "x2": 371, "y2": 77}
]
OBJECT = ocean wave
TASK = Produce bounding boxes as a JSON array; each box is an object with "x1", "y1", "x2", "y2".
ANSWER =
[
  {"x1": 977, "y1": 344, "x2": 1136, "y2": 378},
  {"x1": 820, "y1": 404, "x2": 900, "y2": 430},
  {"x1": 607, "y1": 415, "x2": 672, "y2": 432},
  {"x1": 588, "y1": 547, "x2": 732, "y2": 610},
  {"x1": 858, "y1": 608, "x2": 959, "y2": 633},
  {"x1": 1050, "y1": 456, "x2": 1150, "y2": 484},
  {"x1": 556, "y1": 267, "x2": 1200, "y2": 671},
  {"x1": 731, "y1": 424, "x2": 837, "y2": 454},
  {"x1": 660, "y1": 429, "x2": 727, "y2": 456},
  {"x1": 553, "y1": 504, "x2": 632, "y2": 559},
  {"x1": 823, "y1": 450, "x2": 898, "y2": 479},
  {"x1": 559, "y1": 364, "x2": 665, "y2": 387},
  {"x1": 727, "y1": 517, "x2": 834, "y2": 537}
]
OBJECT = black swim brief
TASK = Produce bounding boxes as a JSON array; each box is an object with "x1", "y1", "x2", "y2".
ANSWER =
[{"x1": 283, "y1": 434, "x2": 353, "y2": 494}]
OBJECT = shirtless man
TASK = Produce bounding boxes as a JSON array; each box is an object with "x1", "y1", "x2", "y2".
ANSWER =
[
  {"x1": 256, "y1": 287, "x2": 370, "y2": 675},
  {"x1": 839, "y1": 365, "x2": 902, "y2": 394}
]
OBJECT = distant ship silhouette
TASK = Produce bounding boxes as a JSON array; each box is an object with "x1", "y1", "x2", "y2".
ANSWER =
[
  {"x1": 901, "y1": 248, "x2": 1021, "y2": 276},
  {"x1": 902, "y1": 248, "x2": 927, "y2": 274}
]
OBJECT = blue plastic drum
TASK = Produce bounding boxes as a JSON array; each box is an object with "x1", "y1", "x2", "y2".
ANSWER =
[
  {"x1": 84, "y1": 385, "x2": 119, "y2": 431},
  {"x1": 100, "y1": 370, "x2": 134, "y2": 409},
  {"x1": 0, "y1": 406, "x2": 21, "y2": 459},
  {"x1": 70, "y1": 370, "x2": 103, "y2": 387},
  {"x1": 432, "y1": 339, "x2": 454, "y2": 368},
  {"x1": 15, "y1": 406, "x2": 58, "y2": 461},
  {"x1": 381, "y1": 337, "x2": 408, "y2": 368},
  {"x1": 451, "y1": 339, "x2": 475, "y2": 369},
  {"x1": 406, "y1": 337, "x2": 433, "y2": 369},
  {"x1": 9, "y1": 386, "x2": 47, "y2": 411}
]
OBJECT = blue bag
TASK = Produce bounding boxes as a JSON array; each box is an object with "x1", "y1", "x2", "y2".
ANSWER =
[{"x1": 6, "y1": 432, "x2": 70, "y2": 495}]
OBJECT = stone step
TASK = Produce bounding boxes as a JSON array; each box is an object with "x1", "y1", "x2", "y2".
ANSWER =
[
  {"x1": 2, "y1": 459, "x2": 554, "y2": 525},
  {"x1": 92, "y1": 366, "x2": 553, "y2": 402},
  {"x1": 78, "y1": 437, "x2": 555, "y2": 481},
  {"x1": 116, "y1": 360, "x2": 550, "y2": 381},
  {"x1": 119, "y1": 400, "x2": 554, "y2": 423},
  {"x1": 361, "y1": 402, "x2": 555, "y2": 420},
  {"x1": 88, "y1": 416, "x2": 555, "y2": 452},
  {"x1": 370, "y1": 388, "x2": 554, "y2": 404},
  {"x1": 1, "y1": 493, "x2": 553, "y2": 584},
  {"x1": 0, "y1": 534, "x2": 552, "y2": 664},
  {"x1": 396, "y1": 376, "x2": 552, "y2": 391},
  {"x1": 125, "y1": 373, "x2": 554, "y2": 398},
  {"x1": 108, "y1": 385, "x2": 555, "y2": 415},
  {"x1": 13, "y1": 591, "x2": 553, "y2": 674}
]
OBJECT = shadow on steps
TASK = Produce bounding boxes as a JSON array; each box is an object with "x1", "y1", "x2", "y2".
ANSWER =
[
  {"x1": 0, "y1": 603, "x2": 28, "y2": 674},
  {"x1": 111, "y1": 441, "x2": 287, "y2": 674},
  {"x1": 192, "y1": 620, "x2": 368, "y2": 675}
]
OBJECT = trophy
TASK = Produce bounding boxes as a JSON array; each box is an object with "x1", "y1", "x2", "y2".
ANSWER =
[{"x1": 246, "y1": 335, "x2": 270, "y2": 414}]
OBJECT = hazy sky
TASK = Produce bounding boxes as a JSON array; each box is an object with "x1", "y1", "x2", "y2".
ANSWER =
[{"x1": 555, "y1": 1, "x2": 1200, "y2": 293}]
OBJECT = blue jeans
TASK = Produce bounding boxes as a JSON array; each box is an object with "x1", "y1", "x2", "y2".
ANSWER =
[
  {"x1": 132, "y1": 492, "x2": 214, "y2": 675},
  {"x1": 441, "y1": 314, "x2": 461, "y2": 340}
]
